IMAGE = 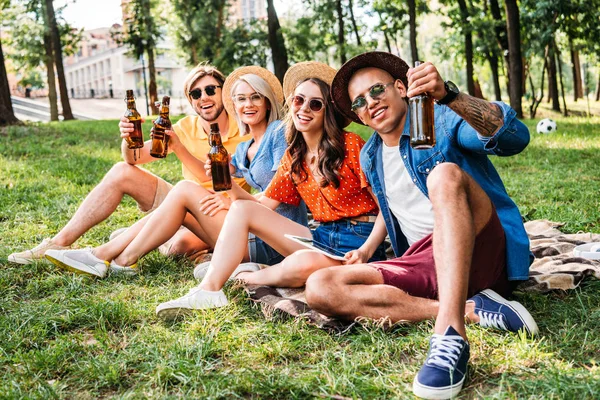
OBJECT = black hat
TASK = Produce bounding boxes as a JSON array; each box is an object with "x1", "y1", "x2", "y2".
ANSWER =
[{"x1": 331, "y1": 51, "x2": 409, "y2": 125}]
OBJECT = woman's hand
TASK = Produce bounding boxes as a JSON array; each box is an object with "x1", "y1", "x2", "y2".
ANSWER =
[
  {"x1": 344, "y1": 248, "x2": 370, "y2": 265},
  {"x1": 199, "y1": 192, "x2": 232, "y2": 217},
  {"x1": 165, "y1": 128, "x2": 182, "y2": 152},
  {"x1": 119, "y1": 116, "x2": 144, "y2": 141},
  {"x1": 204, "y1": 157, "x2": 213, "y2": 177}
]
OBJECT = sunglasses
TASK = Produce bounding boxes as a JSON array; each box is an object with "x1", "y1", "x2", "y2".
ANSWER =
[
  {"x1": 292, "y1": 95, "x2": 324, "y2": 112},
  {"x1": 189, "y1": 85, "x2": 222, "y2": 100},
  {"x1": 350, "y1": 82, "x2": 395, "y2": 113},
  {"x1": 233, "y1": 93, "x2": 265, "y2": 106}
]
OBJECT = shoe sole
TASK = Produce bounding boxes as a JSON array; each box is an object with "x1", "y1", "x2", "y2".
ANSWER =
[
  {"x1": 45, "y1": 254, "x2": 106, "y2": 278},
  {"x1": 7, "y1": 255, "x2": 37, "y2": 265},
  {"x1": 412, "y1": 375, "x2": 465, "y2": 399},
  {"x1": 480, "y1": 289, "x2": 539, "y2": 336},
  {"x1": 156, "y1": 307, "x2": 196, "y2": 321}
]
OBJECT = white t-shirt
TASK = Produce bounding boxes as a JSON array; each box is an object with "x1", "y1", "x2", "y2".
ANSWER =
[{"x1": 382, "y1": 142, "x2": 435, "y2": 245}]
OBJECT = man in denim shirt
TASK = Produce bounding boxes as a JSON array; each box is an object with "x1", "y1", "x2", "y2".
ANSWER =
[{"x1": 305, "y1": 52, "x2": 538, "y2": 399}]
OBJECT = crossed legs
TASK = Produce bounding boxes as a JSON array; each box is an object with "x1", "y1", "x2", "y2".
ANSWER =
[{"x1": 306, "y1": 163, "x2": 492, "y2": 333}]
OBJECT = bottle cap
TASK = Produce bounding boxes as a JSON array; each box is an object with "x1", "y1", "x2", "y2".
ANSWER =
[
  {"x1": 414, "y1": 61, "x2": 423, "y2": 67},
  {"x1": 210, "y1": 123, "x2": 219, "y2": 133},
  {"x1": 162, "y1": 95, "x2": 170, "y2": 105},
  {"x1": 126, "y1": 89, "x2": 134, "y2": 97}
]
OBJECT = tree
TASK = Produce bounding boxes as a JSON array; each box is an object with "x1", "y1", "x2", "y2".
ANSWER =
[
  {"x1": 123, "y1": 0, "x2": 162, "y2": 114},
  {"x1": 266, "y1": 0, "x2": 288, "y2": 83},
  {"x1": 335, "y1": 0, "x2": 346, "y2": 64},
  {"x1": 44, "y1": 0, "x2": 73, "y2": 119},
  {"x1": 504, "y1": 0, "x2": 523, "y2": 118},
  {"x1": 0, "y1": 16, "x2": 19, "y2": 125},
  {"x1": 407, "y1": 0, "x2": 418, "y2": 63}
]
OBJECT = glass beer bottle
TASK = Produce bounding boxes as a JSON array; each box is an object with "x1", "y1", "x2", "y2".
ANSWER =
[
  {"x1": 409, "y1": 61, "x2": 436, "y2": 149},
  {"x1": 208, "y1": 123, "x2": 232, "y2": 191},
  {"x1": 124, "y1": 89, "x2": 144, "y2": 149},
  {"x1": 150, "y1": 96, "x2": 171, "y2": 158}
]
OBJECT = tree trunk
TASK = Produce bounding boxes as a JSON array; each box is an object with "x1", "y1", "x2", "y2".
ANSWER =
[
  {"x1": 43, "y1": 30, "x2": 59, "y2": 121},
  {"x1": 266, "y1": 0, "x2": 288, "y2": 83},
  {"x1": 147, "y1": 48, "x2": 159, "y2": 115},
  {"x1": 487, "y1": 52, "x2": 502, "y2": 100},
  {"x1": 554, "y1": 40, "x2": 568, "y2": 117},
  {"x1": 596, "y1": 72, "x2": 600, "y2": 101},
  {"x1": 504, "y1": 0, "x2": 523, "y2": 118},
  {"x1": 489, "y1": 0, "x2": 510, "y2": 97},
  {"x1": 0, "y1": 36, "x2": 20, "y2": 126},
  {"x1": 380, "y1": 14, "x2": 392, "y2": 53},
  {"x1": 528, "y1": 51, "x2": 548, "y2": 119},
  {"x1": 45, "y1": 0, "x2": 74, "y2": 120},
  {"x1": 569, "y1": 41, "x2": 583, "y2": 101},
  {"x1": 190, "y1": 43, "x2": 198, "y2": 66},
  {"x1": 215, "y1": 0, "x2": 225, "y2": 58},
  {"x1": 408, "y1": 0, "x2": 419, "y2": 63},
  {"x1": 335, "y1": 0, "x2": 346, "y2": 64},
  {"x1": 457, "y1": 0, "x2": 475, "y2": 95},
  {"x1": 347, "y1": 0, "x2": 361, "y2": 46},
  {"x1": 547, "y1": 44, "x2": 560, "y2": 111}
]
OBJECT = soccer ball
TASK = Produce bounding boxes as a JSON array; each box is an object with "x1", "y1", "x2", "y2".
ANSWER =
[{"x1": 536, "y1": 118, "x2": 557, "y2": 134}]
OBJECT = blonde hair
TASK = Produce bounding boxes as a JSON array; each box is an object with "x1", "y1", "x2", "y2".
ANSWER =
[
  {"x1": 230, "y1": 74, "x2": 282, "y2": 134},
  {"x1": 183, "y1": 62, "x2": 226, "y2": 105}
]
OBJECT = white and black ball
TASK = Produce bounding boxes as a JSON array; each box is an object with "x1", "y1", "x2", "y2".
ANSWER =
[{"x1": 536, "y1": 118, "x2": 557, "y2": 134}]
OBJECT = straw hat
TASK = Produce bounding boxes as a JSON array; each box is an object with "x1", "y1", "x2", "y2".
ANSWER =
[
  {"x1": 282, "y1": 61, "x2": 337, "y2": 102},
  {"x1": 222, "y1": 66, "x2": 283, "y2": 117},
  {"x1": 331, "y1": 51, "x2": 409, "y2": 124}
]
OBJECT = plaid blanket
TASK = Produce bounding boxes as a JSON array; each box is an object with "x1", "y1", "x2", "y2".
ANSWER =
[{"x1": 242, "y1": 220, "x2": 600, "y2": 331}]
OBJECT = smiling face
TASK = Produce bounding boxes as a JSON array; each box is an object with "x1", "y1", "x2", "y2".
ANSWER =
[
  {"x1": 291, "y1": 81, "x2": 325, "y2": 134},
  {"x1": 232, "y1": 81, "x2": 269, "y2": 129},
  {"x1": 348, "y1": 67, "x2": 407, "y2": 136},
  {"x1": 190, "y1": 75, "x2": 225, "y2": 122}
]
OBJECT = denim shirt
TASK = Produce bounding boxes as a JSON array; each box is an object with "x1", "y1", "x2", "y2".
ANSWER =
[
  {"x1": 360, "y1": 102, "x2": 532, "y2": 281},
  {"x1": 231, "y1": 120, "x2": 308, "y2": 227}
]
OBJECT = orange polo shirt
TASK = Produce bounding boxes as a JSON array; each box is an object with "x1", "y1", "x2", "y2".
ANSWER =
[
  {"x1": 265, "y1": 132, "x2": 378, "y2": 222},
  {"x1": 173, "y1": 113, "x2": 251, "y2": 192}
]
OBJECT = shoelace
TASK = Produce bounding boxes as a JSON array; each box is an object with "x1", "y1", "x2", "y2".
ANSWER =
[
  {"x1": 426, "y1": 335, "x2": 465, "y2": 370},
  {"x1": 477, "y1": 311, "x2": 508, "y2": 330}
]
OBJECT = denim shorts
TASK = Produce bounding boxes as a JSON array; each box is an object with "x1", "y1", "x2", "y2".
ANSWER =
[
  {"x1": 311, "y1": 219, "x2": 387, "y2": 262},
  {"x1": 248, "y1": 233, "x2": 285, "y2": 265}
]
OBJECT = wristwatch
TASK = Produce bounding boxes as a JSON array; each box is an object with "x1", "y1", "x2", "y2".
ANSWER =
[{"x1": 437, "y1": 81, "x2": 459, "y2": 105}]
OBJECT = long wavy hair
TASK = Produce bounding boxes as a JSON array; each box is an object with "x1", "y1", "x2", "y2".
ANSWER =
[{"x1": 284, "y1": 78, "x2": 346, "y2": 188}]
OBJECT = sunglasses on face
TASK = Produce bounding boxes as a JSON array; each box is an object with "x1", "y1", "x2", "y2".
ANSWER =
[
  {"x1": 350, "y1": 82, "x2": 396, "y2": 113},
  {"x1": 233, "y1": 93, "x2": 265, "y2": 106},
  {"x1": 189, "y1": 85, "x2": 222, "y2": 100},
  {"x1": 292, "y1": 95, "x2": 324, "y2": 112}
]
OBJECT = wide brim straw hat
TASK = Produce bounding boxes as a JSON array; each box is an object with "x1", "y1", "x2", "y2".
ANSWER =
[
  {"x1": 222, "y1": 66, "x2": 284, "y2": 117},
  {"x1": 282, "y1": 61, "x2": 338, "y2": 102},
  {"x1": 331, "y1": 51, "x2": 410, "y2": 125}
]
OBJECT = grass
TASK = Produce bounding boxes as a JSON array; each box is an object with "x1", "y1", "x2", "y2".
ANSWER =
[{"x1": 1, "y1": 110, "x2": 600, "y2": 399}]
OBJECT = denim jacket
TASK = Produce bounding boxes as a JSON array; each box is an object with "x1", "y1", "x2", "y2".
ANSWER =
[{"x1": 360, "y1": 102, "x2": 532, "y2": 281}]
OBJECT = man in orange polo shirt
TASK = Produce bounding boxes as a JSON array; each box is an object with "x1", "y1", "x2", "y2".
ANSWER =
[{"x1": 8, "y1": 64, "x2": 251, "y2": 265}]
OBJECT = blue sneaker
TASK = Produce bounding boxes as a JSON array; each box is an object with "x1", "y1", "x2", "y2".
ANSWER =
[
  {"x1": 413, "y1": 326, "x2": 469, "y2": 399},
  {"x1": 468, "y1": 289, "x2": 539, "y2": 335}
]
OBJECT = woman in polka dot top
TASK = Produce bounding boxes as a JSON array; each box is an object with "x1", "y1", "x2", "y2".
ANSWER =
[{"x1": 161, "y1": 63, "x2": 389, "y2": 315}]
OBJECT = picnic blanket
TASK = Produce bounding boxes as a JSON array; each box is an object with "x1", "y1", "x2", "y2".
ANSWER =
[{"x1": 242, "y1": 220, "x2": 600, "y2": 331}]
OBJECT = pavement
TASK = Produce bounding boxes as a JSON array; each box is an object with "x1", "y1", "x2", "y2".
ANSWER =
[{"x1": 16, "y1": 96, "x2": 194, "y2": 121}]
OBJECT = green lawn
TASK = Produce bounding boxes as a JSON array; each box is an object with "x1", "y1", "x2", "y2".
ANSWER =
[{"x1": 1, "y1": 113, "x2": 599, "y2": 399}]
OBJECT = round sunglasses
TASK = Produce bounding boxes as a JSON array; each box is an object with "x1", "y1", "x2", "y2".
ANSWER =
[
  {"x1": 350, "y1": 82, "x2": 395, "y2": 113},
  {"x1": 292, "y1": 95, "x2": 324, "y2": 112},
  {"x1": 189, "y1": 85, "x2": 222, "y2": 100}
]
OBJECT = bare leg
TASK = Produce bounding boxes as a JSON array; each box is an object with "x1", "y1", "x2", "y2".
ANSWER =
[
  {"x1": 111, "y1": 181, "x2": 229, "y2": 266},
  {"x1": 426, "y1": 163, "x2": 493, "y2": 338},
  {"x1": 51, "y1": 162, "x2": 160, "y2": 246},
  {"x1": 237, "y1": 250, "x2": 343, "y2": 287},
  {"x1": 306, "y1": 265, "x2": 440, "y2": 322},
  {"x1": 200, "y1": 200, "x2": 312, "y2": 291}
]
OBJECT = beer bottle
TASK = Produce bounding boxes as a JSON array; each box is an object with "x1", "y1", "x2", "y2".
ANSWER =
[
  {"x1": 409, "y1": 61, "x2": 436, "y2": 149},
  {"x1": 124, "y1": 89, "x2": 144, "y2": 149},
  {"x1": 150, "y1": 96, "x2": 171, "y2": 158},
  {"x1": 208, "y1": 123, "x2": 232, "y2": 191}
]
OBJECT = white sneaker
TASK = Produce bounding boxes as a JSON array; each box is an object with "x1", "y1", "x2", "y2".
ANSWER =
[
  {"x1": 109, "y1": 260, "x2": 139, "y2": 276},
  {"x1": 45, "y1": 248, "x2": 109, "y2": 278},
  {"x1": 156, "y1": 287, "x2": 229, "y2": 321},
  {"x1": 8, "y1": 239, "x2": 70, "y2": 265},
  {"x1": 193, "y1": 262, "x2": 263, "y2": 282}
]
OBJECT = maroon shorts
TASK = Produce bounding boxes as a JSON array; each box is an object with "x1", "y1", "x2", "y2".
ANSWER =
[{"x1": 370, "y1": 209, "x2": 510, "y2": 300}]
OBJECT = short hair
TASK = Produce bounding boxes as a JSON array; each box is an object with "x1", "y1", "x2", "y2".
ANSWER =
[
  {"x1": 183, "y1": 62, "x2": 226, "y2": 105},
  {"x1": 230, "y1": 74, "x2": 282, "y2": 134}
]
